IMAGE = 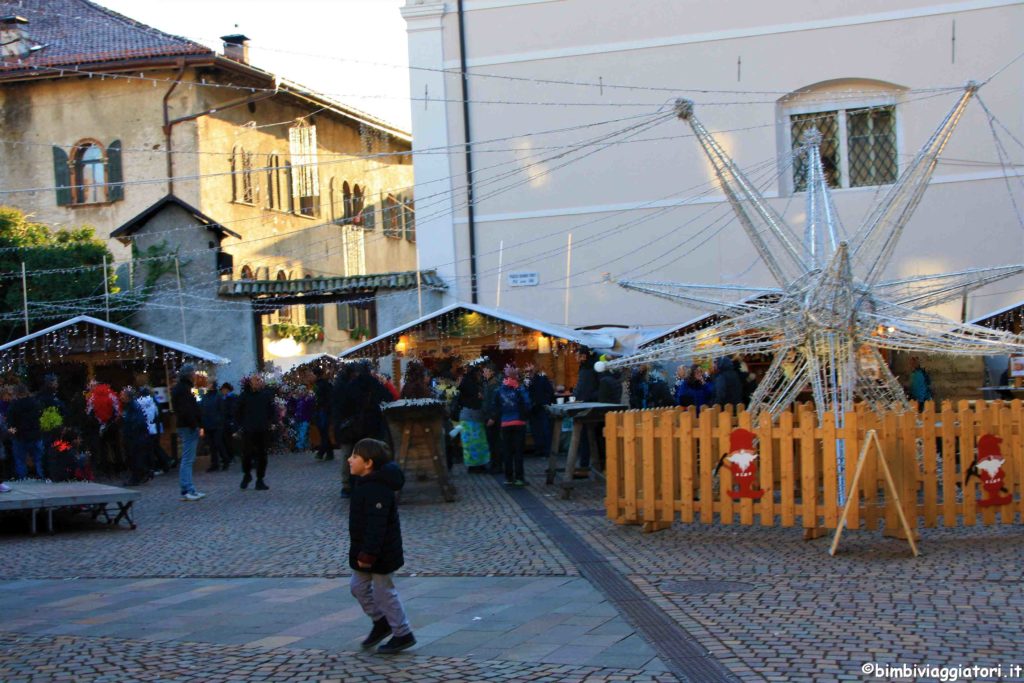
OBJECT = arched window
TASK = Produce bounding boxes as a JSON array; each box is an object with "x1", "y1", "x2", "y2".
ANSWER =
[
  {"x1": 289, "y1": 119, "x2": 319, "y2": 216},
  {"x1": 352, "y1": 184, "x2": 364, "y2": 225},
  {"x1": 53, "y1": 139, "x2": 122, "y2": 206},
  {"x1": 342, "y1": 181, "x2": 352, "y2": 222},
  {"x1": 240, "y1": 265, "x2": 254, "y2": 280},
  {"x1": 779, "y1": 78, "x2": 904, "y2": 193},
  {"x1": 73, "y1": 140, "x2": 107, "y2": 204},
  {"x1": 242, "y1": 150, "x2": 256, "y2": 204}
]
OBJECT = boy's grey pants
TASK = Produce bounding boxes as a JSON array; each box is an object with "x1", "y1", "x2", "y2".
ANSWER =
[{"x1": 350, "y1": 571, "x2": 411, "y2": 637}]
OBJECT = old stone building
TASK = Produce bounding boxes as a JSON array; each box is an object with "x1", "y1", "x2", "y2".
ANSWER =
[{"x1": 0, "y1": 0, "x2": 427, "y2": 378}]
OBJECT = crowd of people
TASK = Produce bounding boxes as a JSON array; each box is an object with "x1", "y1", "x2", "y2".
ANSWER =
[
  {"x1": 304, "y1": 358, "x2": 554, "y2": 492},
  {"x1": 0, "y1": 374, "x2": 177, "y2": 494},
  {"x1": 0, "y1": 351, "x2": 761, "y2": 498}
]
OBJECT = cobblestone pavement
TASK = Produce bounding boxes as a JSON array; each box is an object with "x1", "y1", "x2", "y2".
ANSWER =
[
  {"x1": 5, "y1": 448, "x2": 1021, "y2": 681},
  {"x1": 0, "y1": 632, "x2": 678, "y2": 683},
  {"x1": 527, "y1": 460, "x2": 1024, "y2": 682},
  {"x1": 0, "y1": 453, "x2": 574, "y2": 578},
  {"x1": 0, "y1": 576, "x2": 664, "y2": 671}
]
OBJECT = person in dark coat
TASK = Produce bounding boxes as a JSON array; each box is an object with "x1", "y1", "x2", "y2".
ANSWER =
[
  {"x1": 7, "y1": 384, "x2": 44, "y2": 479},
  {"x1": 524, "y1": 364, "x2": 555, "y2": 458},
  {"x1": 350, "y1": 362, "x2": 391, "y2": 443},
  {"x1": 120, "y1": 387, "x2": 151, "y2": 486},
  {"x1": 647, "y1": 370, "x2": 675, "y2": 408},
  {"x1": 172, "y1": 364, "x2": 204, "y2": 500},
  {"x1": 332, "y1": 362, "x2": 359, "y2": 497},
  {"x1": 218, "y1": 383, "x2": 238, "y2": 468},
  {"x1": 628, "y1": 366, "x2": 650, "y2": 409},
  {"x1": 347, "y1": 438, "x2": 415, "y2": 654},
  {"x1": 399, "y1": 360, "x2": 433, "y2": 399},
  {"x1": 574, "y1": 351, "x2": 599, "y2": 403},
  {"x1": 481, "y1": 364, "x2": 503, "y2": 474},
  {"x1": 574, "y1": 350, "x2": 599, "y2": 469},
  {"x1": 312, "y1": 366, "x2": 334, "y2": 461},
  {"x1": 237, "y1": 374, "x2": 276, "y2": 490},
  {"x1": 201, "y1": 383, "x2": 227, "y2": 472},
  {"x1": 712, "y1": 356, "x2": 744, "y2": 408},
  {"x1": 597, "y1": 369, "x2": 624, "y2": 405}
]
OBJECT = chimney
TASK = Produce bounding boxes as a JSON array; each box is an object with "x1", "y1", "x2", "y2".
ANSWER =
[
  {"x1": 220, "y1": 34, "x2": 250, "y2": 65},
  {"x1": 0, "y1": 16, "x2": 31, "y2": 59}
]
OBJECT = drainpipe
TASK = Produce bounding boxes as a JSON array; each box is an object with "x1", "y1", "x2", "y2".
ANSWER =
[
  {"x1": 162, "y1": 64, "x2": 280, "y2": 196},
  {"x1": 456, "y1": 0, "x2": 478, "y2": 303},
  {"x1": 162, "y1": 59, "x2": 187, "y2": 195}
]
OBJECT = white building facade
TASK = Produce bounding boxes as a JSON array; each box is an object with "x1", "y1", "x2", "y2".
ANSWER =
[{"x1": 402, "y1": 0, "x2": 1024, "y2": 329}]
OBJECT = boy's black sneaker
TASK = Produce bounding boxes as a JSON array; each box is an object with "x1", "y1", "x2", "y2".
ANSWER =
[
  {"x1": 240, "y1": 473, "x2": 252, "y2": 489},
  {"x1": 361, "y1": 618, "x2": 392, "y2": 649},
  {"x1": 255, "y1": 480, "x2": 269, "y2": 491},
  {"x1": 377, "y1": 633, "x2": 416, "y2": 654}
]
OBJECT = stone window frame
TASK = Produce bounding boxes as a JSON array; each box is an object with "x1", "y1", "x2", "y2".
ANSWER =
[
  {"x1": 778, "y1": 80, "x2": 905, "y2": 196},
  {"x1": 72, "y1": 139, "x2": 108, "y2": 205}
]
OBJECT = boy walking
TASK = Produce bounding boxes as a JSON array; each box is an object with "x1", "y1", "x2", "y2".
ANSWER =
[{"x1": 347, "y1": 438, "x2": 415, "y2": 654}]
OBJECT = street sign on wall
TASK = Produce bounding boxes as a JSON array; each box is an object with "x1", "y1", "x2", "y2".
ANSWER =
[{"x1": 508, "y1": 272, "x2": 539, "y2": 287}]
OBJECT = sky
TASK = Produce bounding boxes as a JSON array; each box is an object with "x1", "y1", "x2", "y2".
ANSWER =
[{"x1": 97, "y1": 0, "x2": 414, "y2": 130}]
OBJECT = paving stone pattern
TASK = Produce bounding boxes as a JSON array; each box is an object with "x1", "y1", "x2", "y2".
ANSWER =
[
  {"x1": 0, "y1": 576, "x2": 664, "y2": 671},
  {"x1": 0, "y1": 455, "x2": 575, "y2": 578},
  {"x1": 0, "y1": 632, "x2": 679, "y2": 683},
  {"x1": 527, "y1": 460, "x2": 1024, "y2": 682},
  {"x1": 4, "y1": 448, "x2": 1020, "y2": 682}
]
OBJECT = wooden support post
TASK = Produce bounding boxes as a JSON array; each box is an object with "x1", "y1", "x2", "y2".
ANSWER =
[{"x1": 830, "y1": 430, "x2": 919, "y2": 557}]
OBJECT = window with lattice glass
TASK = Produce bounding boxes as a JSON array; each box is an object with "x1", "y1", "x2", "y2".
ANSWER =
[
  {"x1": 789, "y1": 104, "x2": 897, "y2": 192},
  {"x1": 846, "y1": 106, "x2": 896, "y2": 187},
  {"x1": 289, "y1": 121, "x2": 319, "y2": 217},
  {"x1": 790, "y1": 112, "x2": 840, "y2": 191}
]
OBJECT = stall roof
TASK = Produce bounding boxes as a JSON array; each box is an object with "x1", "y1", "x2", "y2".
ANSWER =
[
  {"x1": 970, "y1": 298, "x2": 1024, "y2": 326},
  {"x1": 0, "y1": 315, "x2": 230, "y2": 364},
  {"x1": 638, "y1": 293, "x2": 780, "y2": 348},
  {"x1": 340, "y1": 302, "x2": 616, "y2": 357}
]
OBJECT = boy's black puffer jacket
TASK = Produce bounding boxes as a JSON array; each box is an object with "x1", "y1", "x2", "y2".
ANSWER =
[{"x1": 348, "y1": 462, "x2": 405, "y2": 574}]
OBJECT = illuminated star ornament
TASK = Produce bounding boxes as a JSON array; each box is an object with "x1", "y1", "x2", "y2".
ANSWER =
[{"x1": 604, "y1": 84, "x2": 1024, "y2": 498}]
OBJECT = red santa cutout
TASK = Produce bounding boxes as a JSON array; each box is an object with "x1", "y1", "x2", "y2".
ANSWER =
[
  {"x1": 722, "y1": 428, "x2": 765, "y2": 500},
  {"x1": 970, "y1": 434, "x2": 1012, "y2": 508}
]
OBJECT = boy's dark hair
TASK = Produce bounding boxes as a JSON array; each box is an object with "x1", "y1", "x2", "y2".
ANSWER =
[{"x1": 352, "y1": 438, "x2": 392, "y2": 470}]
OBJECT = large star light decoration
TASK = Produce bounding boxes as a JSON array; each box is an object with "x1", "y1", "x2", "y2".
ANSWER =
[{"x1": 606, "y1": 82, "x2": 1024, "y2": 445}]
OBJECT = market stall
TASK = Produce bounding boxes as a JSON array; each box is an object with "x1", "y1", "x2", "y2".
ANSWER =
[
  {"x1": 339, "y1": 302, "x2": 615, "y2": 392},
  {"x1": 0, "y1": 315, "x2": 230, "y2": 390}
]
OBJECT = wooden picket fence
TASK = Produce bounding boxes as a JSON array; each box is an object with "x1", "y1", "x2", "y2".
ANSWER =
[{"x1": 605, "y1": 401, "x2": 1024, "y2": 534}]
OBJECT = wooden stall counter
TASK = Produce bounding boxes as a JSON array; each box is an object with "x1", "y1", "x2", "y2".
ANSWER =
[
  {"x1": 546, "y1": 402, "x2": 626, "y2": 498},
  {"x1": 383, "y1": 399, "x2": 457, "y2": 503}
]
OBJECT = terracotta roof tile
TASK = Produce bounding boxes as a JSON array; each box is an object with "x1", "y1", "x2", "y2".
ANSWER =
[{"x1": 0, "y1": 0, "x2": 211, "y2": 72}]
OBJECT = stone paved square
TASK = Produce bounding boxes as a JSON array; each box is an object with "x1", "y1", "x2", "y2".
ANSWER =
[{"x1": 1, "y1": 452, "x2": 1023, "y2": 681}]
